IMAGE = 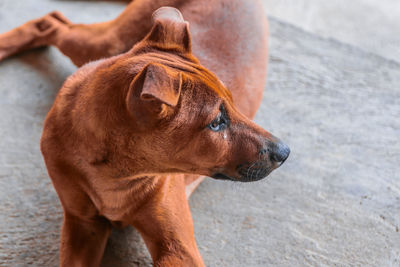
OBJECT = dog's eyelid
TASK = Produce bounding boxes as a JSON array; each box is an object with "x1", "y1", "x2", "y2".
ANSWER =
[
  {"x1": 219, "y1": 103, "x2": 230, "y2": 124},
  {"x1": 207, "y1": 106, "x2": 231, "y2": 132},
  {"x1": 206, "y1": 112, "x2": 220, "y2": 125}
]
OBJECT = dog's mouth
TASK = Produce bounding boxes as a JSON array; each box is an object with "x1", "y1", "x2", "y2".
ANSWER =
[
  {"x1": 211, "y1": 159, "x2": 288, "y2": 182},
  {"x1": 211, "y1": 173, "x2": 234, "y2": 180},
  {"x1": 211, "y1": 170, "x2": 272, "y2": 182},
  {"x1": 211, "y1": 167, "x2": 273, "y2": 183}
]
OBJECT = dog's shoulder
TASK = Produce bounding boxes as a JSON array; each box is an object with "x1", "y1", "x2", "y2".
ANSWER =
[{"x1": 41, "y1": 58, "x2": 113, "y2": 150}]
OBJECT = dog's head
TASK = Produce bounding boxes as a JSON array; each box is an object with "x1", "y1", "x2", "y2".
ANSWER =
[{"x1": 124, "y1": 7, "x2": 289, "y2": 182}]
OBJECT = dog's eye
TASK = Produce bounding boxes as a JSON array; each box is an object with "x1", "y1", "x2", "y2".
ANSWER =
[
  {"x1": 208, "y1": 116, "x2": 227, "y2": 132},
  {"x1": 208, "y1": 104, "x2": 229, "y2": 132}
]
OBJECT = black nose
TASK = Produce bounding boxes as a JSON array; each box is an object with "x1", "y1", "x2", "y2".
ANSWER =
[{"x1": 268, "y1": 142, "x2": 290, "y2": 163}]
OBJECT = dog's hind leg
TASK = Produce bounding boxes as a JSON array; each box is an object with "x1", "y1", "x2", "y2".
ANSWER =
[
  {"x1": 0, "y1": 10, "x2": 125, "y2": 67},
  {"x1": 0, "y1": 1, "x2": 186, "y2": 66},
  {"x1": 0, "y1": 12, "x2": 72, "y2": 62}
]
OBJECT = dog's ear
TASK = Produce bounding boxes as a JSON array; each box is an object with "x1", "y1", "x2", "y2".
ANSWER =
[
  {"x1": 145, "y1": 7, "x2": 191, "y2": 53},
  {"x1": 126, "y1": 63, "x2": 182, "y2": 119},
  {"x1": 139, "y1": 63, "x2": 182, "y2": 106}
]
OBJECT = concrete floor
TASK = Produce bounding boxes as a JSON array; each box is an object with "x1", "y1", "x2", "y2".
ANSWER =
[
  {"x1": 0, "y1": 1, "x2": 399, "y2": 266},
  {"x1": 262, "y1": 0, "x2": 400, "y2": 62}
]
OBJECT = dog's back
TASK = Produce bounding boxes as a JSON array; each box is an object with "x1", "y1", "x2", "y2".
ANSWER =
[
  {"x1": 185, "y1": 0, "x2": 269, "y2": 117},
  {"x1": 123, "y1": 0, "x2": 269, "y2": 117}
]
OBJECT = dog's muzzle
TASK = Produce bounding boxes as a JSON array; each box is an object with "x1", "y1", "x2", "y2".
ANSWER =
[
  {"x1": 236, "y1": 161, "x2": 273, "y2": 182},
  {"x1": 212, "y1": 141, "x2": 290, "y2": 182}
]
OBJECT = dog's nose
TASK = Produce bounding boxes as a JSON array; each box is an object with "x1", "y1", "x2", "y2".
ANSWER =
[
  {"x1": 260, "y1": 141, "x2": 290, "y2": 164},
  {"x1": 270, "y1": 141, "x2": 290, "y2": 163}
]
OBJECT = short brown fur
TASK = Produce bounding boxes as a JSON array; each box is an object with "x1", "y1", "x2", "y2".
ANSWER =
[{"x1": 0, "y1": 1, "x2": 290, "y2": 266}]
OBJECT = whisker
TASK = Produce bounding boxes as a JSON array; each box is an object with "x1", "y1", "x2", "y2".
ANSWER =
[{"x1": 246, "y1": 162, "x2": 257, "y2": 180}]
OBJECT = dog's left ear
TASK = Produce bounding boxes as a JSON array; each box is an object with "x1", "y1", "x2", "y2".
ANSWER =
[
  {"x1": 139, "y1": 63, "x2": 182, "y2": 107},
  {"x1": 145, "y1": 7, "x2": 191, "y2": 53},
  {"x1": 126, "y1": 63, "x2": 182, "y2": 120}
]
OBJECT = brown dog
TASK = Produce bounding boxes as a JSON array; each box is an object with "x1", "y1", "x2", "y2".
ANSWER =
[{"x1": 0, "y1": 1, "x2": 290, "y2": 266}]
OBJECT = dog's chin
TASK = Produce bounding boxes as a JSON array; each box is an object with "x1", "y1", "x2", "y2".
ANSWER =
[
  {"x1": 211, "y1": 173, "x2": 234, "y2": 181},
  {"x1": 211, "y1": 170, "x2": 272, "y2": 183}
]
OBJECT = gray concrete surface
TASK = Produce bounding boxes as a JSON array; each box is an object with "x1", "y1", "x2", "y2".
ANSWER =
[
  {"x1": 262, "y1": 0, "x2": 400, "y2": 62},
  {"x1": 1, "y1": 1, "x2": 399, "y2": 266}
]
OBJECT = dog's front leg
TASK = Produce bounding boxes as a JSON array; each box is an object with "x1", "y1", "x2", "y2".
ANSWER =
[
  {"x1": 132, "y1": 174, "x2": 205, "y2": 267},
  {"x1": 60, "y1": 213, "x2": 112, "y2": 267}
]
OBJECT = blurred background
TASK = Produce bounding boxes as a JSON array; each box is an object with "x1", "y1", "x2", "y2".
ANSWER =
[{"x1": 0, "y1": 0, "x2": 399, "y2": 266}]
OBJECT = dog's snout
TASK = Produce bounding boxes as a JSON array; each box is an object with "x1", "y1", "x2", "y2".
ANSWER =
[{"x1": 268, "y1": 141, "x2": 290, "y2": 164}]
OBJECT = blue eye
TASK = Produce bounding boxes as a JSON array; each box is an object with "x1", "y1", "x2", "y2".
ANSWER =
[
  {"x1": 208, "y1": 104, "x2": 230, "y2": 132},
  {"x1": 208, "y1": 116, "x2": 227, "y2": 132}
]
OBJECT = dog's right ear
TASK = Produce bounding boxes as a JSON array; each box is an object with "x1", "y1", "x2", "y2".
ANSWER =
[
  {"x1": 144, "y1": 7, "x2": 191, "y2": 53},
  {"x1": 126, "y1": 63, "x2": 182, "y2": 122}
]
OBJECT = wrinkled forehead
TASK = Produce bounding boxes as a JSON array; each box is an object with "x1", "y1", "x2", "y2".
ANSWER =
[
  {"x1": 136, "y1": 52, "x2": 233, "y2": 101},
  {"x1": 190, "y1": 69, "x2": 233, "y2": 101}
]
